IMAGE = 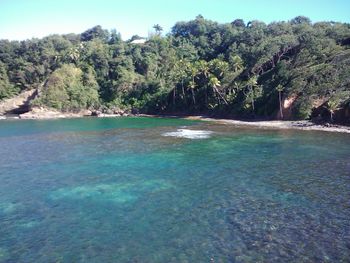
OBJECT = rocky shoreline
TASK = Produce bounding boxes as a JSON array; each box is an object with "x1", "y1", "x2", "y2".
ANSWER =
[
  {"x1": 183, "y1": 116, "x2": 350, "y2": 134},
  {"x1": 1, "y1": 109, "x2": 349, "y2": 134},
  {"x1": 0, "y1": 106, "x2": 133, "y2": 120},
  {"x1": 138, "y1": 114, "x2": 350, "y2": 134}
]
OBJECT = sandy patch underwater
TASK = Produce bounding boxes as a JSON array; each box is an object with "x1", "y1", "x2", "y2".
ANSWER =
[{"x1": 50, "y1": 179, "x2": 173, "y2": 203}]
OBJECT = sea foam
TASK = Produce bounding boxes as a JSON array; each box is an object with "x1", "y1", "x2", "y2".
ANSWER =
[{"x1": 162, "y1": 129, "x2": 213, "y2": 139}]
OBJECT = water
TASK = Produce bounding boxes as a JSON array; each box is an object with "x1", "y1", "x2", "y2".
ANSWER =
[{"x1": 0, "y1": 117, "x2": 349, "y2": 262}]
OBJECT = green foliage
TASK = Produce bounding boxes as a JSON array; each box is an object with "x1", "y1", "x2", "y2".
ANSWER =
[
  {"x1": 34, "y1": 64, "x2": 99, "y2": 111},
  {"x1": 0, "y1": 62, "x2": 18, "y2": 100},
  {"x1": 81, "y1": 25, "x2": 109, "y2": 42},
  {"x1": 0, "y1": 16, "x2": 349, "y2": 122}
]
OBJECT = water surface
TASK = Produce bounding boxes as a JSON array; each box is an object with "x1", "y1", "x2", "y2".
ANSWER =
[{"x1": 0, "y1": 117, "x2": 349, "y2": 262}]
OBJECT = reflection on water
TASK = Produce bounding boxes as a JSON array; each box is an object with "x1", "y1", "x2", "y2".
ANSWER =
[{"x1": 0, "y1": 117, "x2": 349, "y2": 262}]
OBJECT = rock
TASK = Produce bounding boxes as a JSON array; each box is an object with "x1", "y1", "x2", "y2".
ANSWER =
[
  {"x1": 19, "y1": 106, "x2": 65, "y2": 119},
  {"x1": 79, "y1": 109, "x2": 92, "y2": 116},
  {"x1": 19, "y1": 106, "x2": 85, "y2": 119},
  {"x1": 91, "y1": 110, "x2": 101, "y2": 117},
  {"x1": 105, "y1": 109, "x2": 114, "y2": 115},
  {"x1": 0, "y1": 89, "x2": 37, "y2": 115},
  {"x1": 131, "y1": 108, "x2": 139, "y2": 115},
  {"x1": 113, "y1": 108, "x2": 125, "y2": 115}
]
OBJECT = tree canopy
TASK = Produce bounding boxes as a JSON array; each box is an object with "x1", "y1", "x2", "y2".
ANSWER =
[{"x1": 0, "y1": 17, "x2": 349, "y2": 122}]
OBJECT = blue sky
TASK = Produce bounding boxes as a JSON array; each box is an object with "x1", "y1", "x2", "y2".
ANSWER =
[{"x1": 0, "y1": 0, "x2": 349, "y2": 40}]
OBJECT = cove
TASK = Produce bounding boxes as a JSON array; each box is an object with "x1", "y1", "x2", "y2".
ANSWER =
[{"x1": 0, "y1": 117, "x2": 349, "y2": 262}]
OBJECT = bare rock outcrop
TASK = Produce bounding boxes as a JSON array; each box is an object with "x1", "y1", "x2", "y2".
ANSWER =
[
  {"x1": 19, "y1": 106, "x2": 86, "y2": 119},
  {"x1": 0, "y1": 89, "x2": 37, "y2": 115}
]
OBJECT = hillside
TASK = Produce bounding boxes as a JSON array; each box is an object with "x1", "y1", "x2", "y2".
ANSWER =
[{"x1": 0, "y1": 16, "x2": 349, "y2": 123}]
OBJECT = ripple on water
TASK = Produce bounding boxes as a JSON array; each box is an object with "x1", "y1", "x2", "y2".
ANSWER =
[
  {"x1": 0, "y1": 118, "x2": 350, "y2": 262},
  {"x1": 0, "y1": 202, "x2": 17, "y2": 214},
  {"x1": 0, "y1": 247, "x2": 9, "y2": 261}
]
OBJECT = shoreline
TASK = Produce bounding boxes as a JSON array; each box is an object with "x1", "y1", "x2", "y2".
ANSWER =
[
  {"x1": 1, "y1": 111, "x2": 349, "y2": 134},
  {"x1": 140, "y1": 114, "x2": 350, "y2": 134},
  {"x1": 191, "y1": 117, "x2": 350, "y2": 134}
]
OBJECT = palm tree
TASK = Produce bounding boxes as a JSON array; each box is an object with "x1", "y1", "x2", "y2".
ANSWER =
[
  {"x1": 188, "y1": 64, "x2": 199, "y2": 105},
  {"x1": 244, "y1": 75, "x2": 261, "y2": 114},
  {"x1": 196, "y1": 60, "x2": 209, "y2": 78},
  {"x1": 326, "y1": 99, "x2": 340, "y2": 122},
  {"x1": 209, "y1": 75, "x2": 228, "y2": 105},
  {"x1": 229, "y1": 55, "x2": 244, "y2": 72},
  {"x1": 153, "y1": 24, "x2": 163, "y2": 35},
  {"x1": 196, "y1": 60, "x2": 210, "y2": 105}
]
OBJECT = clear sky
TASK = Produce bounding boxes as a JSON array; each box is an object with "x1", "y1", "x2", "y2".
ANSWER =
[{"x1": 0, "y1": 0, "x2": 349, "y2": 41}]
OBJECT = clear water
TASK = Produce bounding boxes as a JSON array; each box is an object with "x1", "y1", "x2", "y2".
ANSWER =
[{"x1": 0, "y1": 117, "x2": 349, "y2": 262}]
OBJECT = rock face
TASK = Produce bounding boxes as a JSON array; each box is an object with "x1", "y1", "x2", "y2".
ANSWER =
[
  {"x1": 0, "y1": 89, "x2": 38, "y2": 115},
  {"x1": 276, "y1": 95, "x2": 297, "y2": 120},
  {"x1": 19, "y1": 106, "x2": 85, "y2": 119},
  {"x1": 19, "y1": 107, "x2": 67, "y2": 119},
  {"x1": 0, "y1": 90, "x2": 133, "y2": 119},
  {"x1": 91, "y1": 107, "x2": 132, "y2": 117}
]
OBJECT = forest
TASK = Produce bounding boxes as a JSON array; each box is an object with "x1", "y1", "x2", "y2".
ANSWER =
[{"x1": 0, "y1": 15, "x2": 349, "y2": 122}]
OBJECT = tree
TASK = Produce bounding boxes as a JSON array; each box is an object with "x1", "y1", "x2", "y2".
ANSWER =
[
  {"x1": 209, "y1": 75, "x2": 228, "y2": 105},
  {"x1": 81, "y1": 25, "x2": 109, "y2": 42},
  {"x1": 0, "y1": 16, "x2": 349, "y2": 122},
  {"x1": 244, "y1": 75, "x2": 262, "y2": 114},
  {"x1": 326, "y1": 100, "x2": 339, "y2": 122},
  {"x1": 153, "y1": 24, "x2": 163, "y2": 35},
  {"x1": 231, "y1": 19, "x2": 245, "y2": 27},
  {"x1": 325, "y1": 91, "x2": 350, "y2": 122},
  {"x1": 291, "y1": 16, "x2": 311, "y2": 25},
  {"x1": 35, "y1": 64, "x2": 99, "y2": 111},
  {"x1": 188, "y1": 63, "x2": 199, "y2": 105},
  {"x1": 276, "y1": 84, "x2": 284, "y2": 119},
  {"x1": 229, "y1": 55, "x2": 244, "y2": 72},
  {"x1": 0, "y1": 62, "x2": 17, "y2": 100}
]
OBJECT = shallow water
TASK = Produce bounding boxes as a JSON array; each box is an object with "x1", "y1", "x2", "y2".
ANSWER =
[{"x1": 0, "y1": 117, "x2": 349, "y2": 262}]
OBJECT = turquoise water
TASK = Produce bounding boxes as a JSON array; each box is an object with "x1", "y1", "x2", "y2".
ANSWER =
[{"x1": 0, "y1": 117, "x2": 349, "y2": 262}]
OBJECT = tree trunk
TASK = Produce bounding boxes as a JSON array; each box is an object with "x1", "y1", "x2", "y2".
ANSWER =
[
  {"x1": 249, "y1": 86, "x2": 255, "y2": 114},
  {"x1": 213, "y1": 86, "x2": 228, "y2": 105},
  {"x1": 279, "y1": 91, "x2": 283, "y2": 119},
  {"x1": 181, "y1": 79, "x2": 185, "y2": 97},
  {"x1": 173, "y1": 86, "x2": 176, "y2": 105},
  {"x1": 205, "y1": 86, "x2": 208, "y2": 107},
  {"x1": 191, "y1": 89, "x2": 196, "y2": 105},
  {"x1": 191, "y1": 76, "x2": 196, "y2": 105}
]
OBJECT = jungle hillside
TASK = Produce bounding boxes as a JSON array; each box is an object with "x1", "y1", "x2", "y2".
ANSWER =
[{"x1": 1, "y1": 15, "x2": 350, "y2": 123}]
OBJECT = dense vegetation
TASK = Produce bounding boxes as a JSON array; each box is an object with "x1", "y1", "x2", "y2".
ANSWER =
[{"x1": 1, "y1": 16, "x2": 349, "y2": 121}]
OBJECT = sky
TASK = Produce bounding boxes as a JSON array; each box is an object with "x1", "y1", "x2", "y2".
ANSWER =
[{"x1": 0, "y1": 0, "x2": 349, "y2": 41}]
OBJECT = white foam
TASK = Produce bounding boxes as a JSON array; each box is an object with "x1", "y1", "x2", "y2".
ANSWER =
[{"x1": 162, "y1": 129, "x2": 213, "y2": 139}]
